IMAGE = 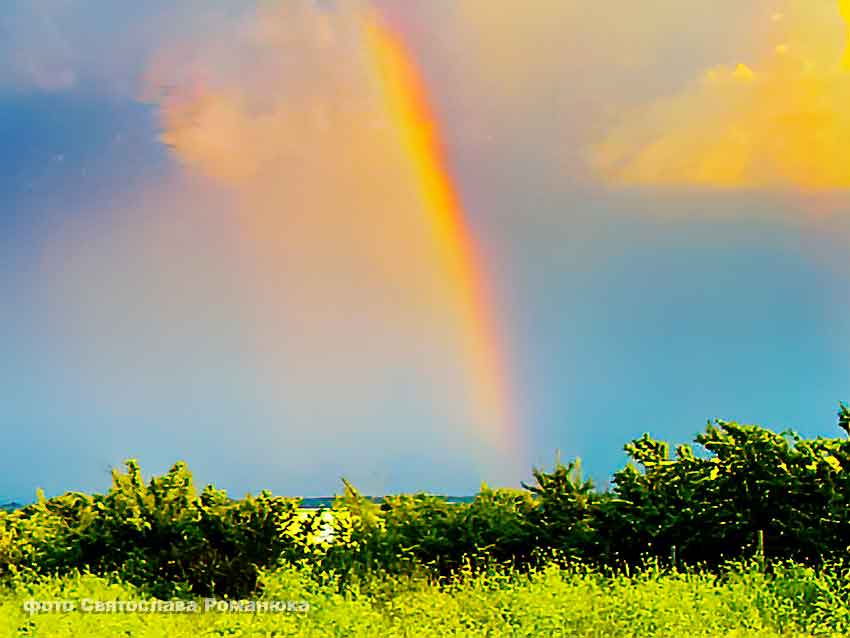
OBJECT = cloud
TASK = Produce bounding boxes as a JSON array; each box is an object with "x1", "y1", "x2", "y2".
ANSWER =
[
  {"x1": 115, "y1": 0, "x2": 518, "y2": 484},
  {"x1": 324, "y1": 0, "x2": 775, "y2": 194},
  {"x1": 591, "y1": 0, "x2": 850, "y2": 191},
  {"x1": 842, "y1": 0, "x2": 850, "y2": 67},
  {"x1": 144, "y1": 1, "x2": 462, "y2": 329},
  {"x1": 149, "y1": 3, "x2": 372, "y2": 182}
]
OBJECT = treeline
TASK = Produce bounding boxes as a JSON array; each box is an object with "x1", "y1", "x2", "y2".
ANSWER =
[{"x1": 2, "y1": 405, "x2": 850, "y2": 598}]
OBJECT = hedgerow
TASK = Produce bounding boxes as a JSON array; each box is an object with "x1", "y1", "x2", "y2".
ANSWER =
[{"x1": 2, "y1": 404, "x2": 850, "y2": 598}]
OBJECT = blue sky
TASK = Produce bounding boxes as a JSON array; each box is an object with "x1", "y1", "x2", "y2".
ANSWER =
[{"x1": 2, "y1": 0, "x2": 849, "y2": 501}]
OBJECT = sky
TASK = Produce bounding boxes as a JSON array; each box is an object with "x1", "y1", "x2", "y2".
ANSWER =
[{"x1": 2, "y1": 0, "x2": 849, "y2": 500}]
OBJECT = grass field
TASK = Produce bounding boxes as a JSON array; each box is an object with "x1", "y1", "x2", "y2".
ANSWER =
[{"x1": 2, "y1": 561, "x2": 848, "y2": 637}]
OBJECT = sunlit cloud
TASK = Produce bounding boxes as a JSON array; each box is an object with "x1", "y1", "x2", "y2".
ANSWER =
[
  {"x1": 591, "y1": 0, "x2": 850, "y2": 191},
  {"x1": 144, "y1": 1, "x2": 464, "y2": 341}
]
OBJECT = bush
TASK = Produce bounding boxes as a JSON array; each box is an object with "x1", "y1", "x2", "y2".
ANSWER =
[
  {"x1": 0, "y1": 460, "x2": 304, "y2": 597},
  {"x1": 3, "y1": 402, "x2": 850, "y2": 597}
]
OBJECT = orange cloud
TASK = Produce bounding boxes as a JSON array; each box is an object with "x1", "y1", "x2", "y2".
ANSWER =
[
  {"x1": 842, "y1": 0, "x2": 850, "y2": 67},
  {"x1": 592, "y1": 0, "x2": 850, "y2": 191},
  {"x1": 394, "y1": 0, "x2": 773, "y2": 185},
  {"x1": 146, "y1": 1, "x2": 453, "y2": 326}
]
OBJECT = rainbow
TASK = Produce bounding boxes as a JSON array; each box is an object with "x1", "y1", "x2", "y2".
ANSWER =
[{"x1": 362, "y1": 11, "x2": 521, "y2": 461}]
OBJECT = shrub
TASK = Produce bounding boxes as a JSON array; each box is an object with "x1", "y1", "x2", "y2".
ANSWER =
[
  {"x1": 4, "y1": 402, "x2": 850, "y2": 596},
  {"x1": 0, "y1": 461, "x2": 303, "y2": 598}
]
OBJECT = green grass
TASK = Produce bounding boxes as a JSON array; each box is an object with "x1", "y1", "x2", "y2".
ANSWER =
[{"x1": 2, "y1": 561, "x2": 849, "y2": 637}]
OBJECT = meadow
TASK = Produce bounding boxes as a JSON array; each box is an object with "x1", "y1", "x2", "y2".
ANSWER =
[
  {"x1": 3, "y1": 560, "x2": 850, "y2": 637},
  {"x1": 3, "y1": 406, "x2": 850, "y2": 636}
]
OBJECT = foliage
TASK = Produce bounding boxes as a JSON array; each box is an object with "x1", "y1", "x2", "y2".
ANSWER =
[
  {"x1": 314, "y1": 480, "x2": 540, "y2": 584},
  {"x1": 3, "y1": 403, "x2": 850, "y2": 598},
  {"x1": 0, "y1": 461, "x2": 304, "y2": 598},
  {"x1": 3, "y1": 560, "x2": 850, "y2": 636},
  {"x1": 603, "y1": 418, "x2": 850, "y2": 568}
]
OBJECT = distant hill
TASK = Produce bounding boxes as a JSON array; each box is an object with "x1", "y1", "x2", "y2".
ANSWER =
[
  {"x1": 0, "y1": 496, "x2": 476, "y2": 511},
  {"x1": 0, "y1": 501, "x2": 23, "y2": 512},
  {"x1": 299, "y1": 495, "x2": 475, "y2": 509}
]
